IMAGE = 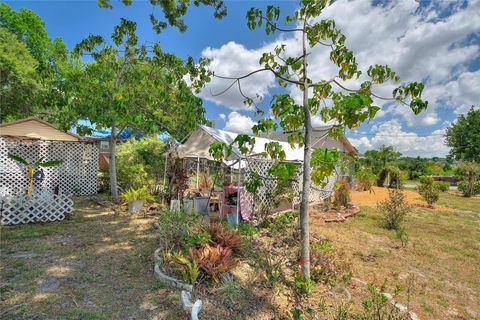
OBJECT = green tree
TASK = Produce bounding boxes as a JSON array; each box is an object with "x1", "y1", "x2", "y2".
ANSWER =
[
  {"x1": 378, "y1": 145, "x2": 401, "y2": 167},
  {"x1": 445, "y1": 107, "x2": 480, "y2": 163},
  {"x1": 209, "y1": 0, "x2": 427, "y2": 279},
  {"x1": 0, "y1": 28, "x2": 41, "y2": 122},
  {"x1": 0, "y1": 4, "x2": 71, "y2": 122},
  {"x1": 97, "y1": 0, "x2": 227, "y2": 33},
  {"x1": 66, "y1": 19, "x2": 210, "y2": 201}
]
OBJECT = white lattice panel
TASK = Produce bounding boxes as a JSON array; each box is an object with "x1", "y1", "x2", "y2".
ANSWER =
[
  {"x1": 292, "y1": 170, "x2": 337, "y2": 205},
  {"x1": 243, "y1": 159, "x2": 280, "y2": 213},
  {"x1": 243, "y1": 159, "x2": 337, "y2": 214},
  {"x1": 0, "y1": 137, "x2": 99, "y2": 196},
  {"x1": 0, "y1": 192, "x2": 73, "y2": 225}
]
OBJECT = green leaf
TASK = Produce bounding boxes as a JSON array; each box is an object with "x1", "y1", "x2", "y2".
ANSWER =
[{"x1": 8, "y1": 154, "x2": 29, "y2": 165}]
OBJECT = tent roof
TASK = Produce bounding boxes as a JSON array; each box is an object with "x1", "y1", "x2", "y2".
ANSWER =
[{"x1": 174, "y1": 125, "x2": 305, "y2": 162}]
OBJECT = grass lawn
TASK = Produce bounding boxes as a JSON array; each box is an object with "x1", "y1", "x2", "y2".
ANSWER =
[
  {"x1": 1, "y1": 189, "x2": 478, "y2": 319},
  {"x1": 0, "y1": 196, "x2": 183, "y2": 319},
  {"x1": 311, "y1": 189, "x2": 479, "y2": 320}
]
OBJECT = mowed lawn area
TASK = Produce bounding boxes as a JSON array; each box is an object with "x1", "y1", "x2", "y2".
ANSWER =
[
  {"x1": 1, "y1": 190, "x2": 479, "y2": 319},
  {"x1": 311, "y1": 190, "x2": 480, "y2": 320}
]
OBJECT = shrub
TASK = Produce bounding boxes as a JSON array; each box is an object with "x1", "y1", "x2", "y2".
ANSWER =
[
  {"x1": 183, "y1": 228, "x2": 211, "y2": 249},
  {"x1": 193, "y1": 244, "x2": 239, "y2": 283},
  {"x1": 359, "y1": 282, "x2": 410, "y2": 320},
  {"x1": 157, "y1": 209, "x2": 202, "y2": 250},
  {"x1": 266, "y1": 211, "x2": 298, "y2": 233},
  {"x1": 203, "y1": 223, "x2": 243, "y2": 253},
  {"x1": 419, "y1": 176, "x2": 434, "y2": 185},
  {"x1": 355, "y1": 167, "x2": 376, "y2": 191},
  {"x1": 377, "y1": 189, "x2": 411, "y2": 230},
  {"x1": 333, "y1": 179, "x2": 352, "y2": 208},
  {"x1": 116, "y1": 137, "x2": 167, "y2": 194},
  {"x1": 310, "y1": 240, "x2": 352, "y2": 285},
  {"x1": 433, "y1": 181, "x2": 450, "y2": 192},
  {"x1": 249, "y1": 250, "x2": 284, "y2": 287},
  {"x1": 418, "y1": 178, "x2": 439, "y2": 208},
  {"x1": 456, "y1": 161, "x2": 480, "y2": 197},
  {"x1": 377, "y1": 166, "x2": 402, "y2": 188},
  {"x1": 458, "y1": 181, "x2": 480, "y2": 196},
  {"x1": 237, "y1": 222, "x2": 258, "y2": 237}
]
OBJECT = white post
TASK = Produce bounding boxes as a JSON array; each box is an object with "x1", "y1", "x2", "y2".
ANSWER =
[
  {"x1": 196, "y1": 157, "x2": 200, "y2": 189},
  {"x1": 236, "y1": 160, "x2": 241, "y2": 224}
]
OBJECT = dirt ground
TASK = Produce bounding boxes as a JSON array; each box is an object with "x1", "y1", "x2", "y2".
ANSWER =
[{"x1": 350, "y1": 186, "x2": 453, "y2": 211}]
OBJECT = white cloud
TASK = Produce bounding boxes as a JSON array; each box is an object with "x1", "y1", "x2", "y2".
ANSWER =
[
  {"x1": 223, "y1": 112, "x2": 256, "y2": 134},
  {"x1": 200, "y1": 0, "x2": 479, "y2": 155},
  {"x1": 348, "y1": 120, "x2": 450, "y2": 157},
  {"x1": 198, "y1": 42, "x2": 277, "y2": 110},
  {"x1": 219, "y1": 113, "x2": 226, "y2": 120}
]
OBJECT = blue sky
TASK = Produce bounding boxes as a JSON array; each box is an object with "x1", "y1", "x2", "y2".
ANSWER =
[{"x1": 6, "y1": 0, "x2": 480, "y2": 157}]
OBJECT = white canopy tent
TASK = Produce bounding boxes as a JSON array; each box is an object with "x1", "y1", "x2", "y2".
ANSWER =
[
  {"x1": 164, "y1": 125, "x2": 354, "y2": 220},
  {"x1": 173, "y1": 125, "x2": 305, "y2": 163}
]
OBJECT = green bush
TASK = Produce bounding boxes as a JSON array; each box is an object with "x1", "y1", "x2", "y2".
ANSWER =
[
  {"x1": 333, "y1": 179, "x2": 351, "y2": 208},
  {"x1": 458, "y1": 181, "x2": 480, "y2": 196},
  {"x1": 419, "y1": 176, "x2": 434, "y2": 185},
  {"x1": 418, "y1": 177, "x2": 439, "y2": 208},
  {"x1": 377, "y1": 189, "x2": 411, "y2": 230},
  {"x1": 433, "y1": 181, "x2": 450, "y2": 192},
  {"x1": 377, "y1": 166, "x2": 402, "y2": 188},
  {"x1": 355, "y1": 167, "x2": 376, "y2": 191},
  {"x1": 266, "y1": 211, "x2": 298, "y2": 233},
  {"x1": 120, "y1": 186, "x2": 155, "y2": 202},
  {"x1": 116, "y1": 137, "x2": 167, "y2": 193},
  {"x1": 157, "y1": 209, "x2": 202, "y2": 250}
]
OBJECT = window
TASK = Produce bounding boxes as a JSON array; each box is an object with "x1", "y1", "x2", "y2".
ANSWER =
[{"x1": 100, "y1": 141, "x2": 110, "y2": 150}]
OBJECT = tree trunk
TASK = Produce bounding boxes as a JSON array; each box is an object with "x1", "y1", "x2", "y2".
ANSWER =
[
  {"x1": 300, "y1": 21, "x2": 311, "y2": 279},
  {"x1": 109, "y1": 124, "x2": 119, "y2": 202}
]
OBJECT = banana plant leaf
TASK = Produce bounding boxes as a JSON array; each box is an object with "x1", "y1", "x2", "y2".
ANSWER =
[
  {"x1": 8, "y1": 154, "x2": 29, "y2": 165},
  {"x1": 38, "y1": 160, "x2": 64, "y2": 167}
]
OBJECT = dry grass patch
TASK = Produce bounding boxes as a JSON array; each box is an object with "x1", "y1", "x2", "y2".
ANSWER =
[{"x1": 310, "y1": 191, "x2": 480, "y2": 320}]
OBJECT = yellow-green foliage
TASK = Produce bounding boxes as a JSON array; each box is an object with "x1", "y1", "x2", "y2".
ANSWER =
[
  {"x1": 116, "y1": 137, "x2": 167, "y2": 191},
  {"x1": 120, "y1": 186, "x2": 154, "y2": 202}
]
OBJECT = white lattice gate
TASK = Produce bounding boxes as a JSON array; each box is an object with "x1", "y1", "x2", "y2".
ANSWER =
[{"x1": 0, "y1": 137, "x2": 99, "y2": 196}]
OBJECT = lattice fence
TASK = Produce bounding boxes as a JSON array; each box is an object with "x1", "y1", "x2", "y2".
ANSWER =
[
  {"x1": 243, "y1": 159, "x2": 337, "y2": 215},
  {"x1": 0, "y1": 191, "x2": 73, "y2": 225},
  {"x1": 0, "y1": 137, "x2": 99, "y2": 196}
]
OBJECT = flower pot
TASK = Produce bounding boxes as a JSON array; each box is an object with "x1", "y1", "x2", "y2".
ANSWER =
[
  {"x1": 183, "y1": 199, "x2": 193, "y2": 213},
  {"x1": 128, "y1": 200, "x2": 144, "y2": 213},
  {"x1": 223, "y1": 181, "x2": 233, "y2": 187},
  {"x1": 227, "y1": 211, "x2": 239, "y2": 226},
  {"x1": 193, "y1": 197, "x2": 209, "y2": 216}
]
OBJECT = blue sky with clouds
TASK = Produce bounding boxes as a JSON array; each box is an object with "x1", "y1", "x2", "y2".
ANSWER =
[{"x1": 6, "y1": 0, "x2": 479, "y2": 157}]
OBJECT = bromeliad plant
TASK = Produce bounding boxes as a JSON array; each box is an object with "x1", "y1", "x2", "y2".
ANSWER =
[{"x1": 8, "y1": 154, "x2": 63, "y2": 196}]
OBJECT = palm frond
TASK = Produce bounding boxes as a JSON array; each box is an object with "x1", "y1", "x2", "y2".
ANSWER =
[
  {"x1": 39, "y1": 160, "x2": 64, "y2": 167},
  {"x1": 8, "y1": 154, "x2": 29, "y2": 165}
]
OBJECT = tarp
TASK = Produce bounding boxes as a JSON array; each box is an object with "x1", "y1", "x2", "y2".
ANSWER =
[{"x1": 174, "y1": 125, "x2": 305, "y2": 162}]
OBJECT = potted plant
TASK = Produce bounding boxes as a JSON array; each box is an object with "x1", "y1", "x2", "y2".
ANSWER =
[{"x1": 121, "y1": 187, "x2": 154, "y2": 213}]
